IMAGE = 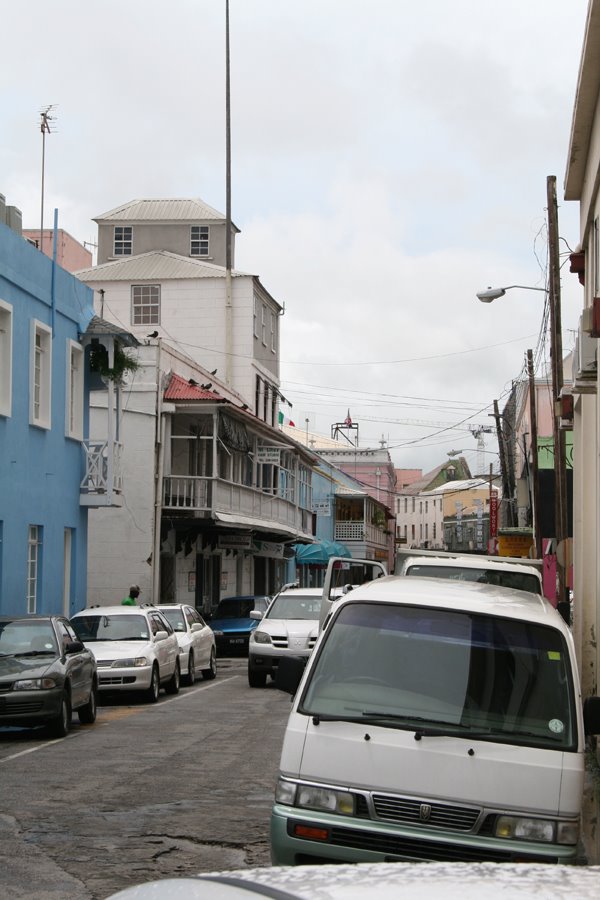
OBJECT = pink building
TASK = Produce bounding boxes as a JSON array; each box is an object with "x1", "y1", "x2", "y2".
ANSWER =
[{"x1": 23, "y1": 229, "x2": 92, "y2": 273}]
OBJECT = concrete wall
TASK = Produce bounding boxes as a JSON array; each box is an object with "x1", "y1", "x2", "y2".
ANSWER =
[
  {"x1": 97, "y1": 221, "x2": 233, "y2": 267},
  {"x1": 85, "y1": 274, "x2": 280, "y2": 414}
]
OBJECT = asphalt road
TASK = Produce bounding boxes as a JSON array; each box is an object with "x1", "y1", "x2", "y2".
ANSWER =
[{"x1": 0, "y1": 657, "x2": 291, "y2": 899}]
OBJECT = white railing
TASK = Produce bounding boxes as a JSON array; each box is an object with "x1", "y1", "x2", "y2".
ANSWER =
[
  {"x1": 81, "y1": 440, "x2": 123, "y2": 494},
  {"x1": 163, "y1": 476, "x2": 209, "y2": 510},
  {"x1": 162, "y1": 475, "x2": 311, "y2": 535},
  {"x1": 335, "y1": 521, "x2": 389, "y2": 547}
]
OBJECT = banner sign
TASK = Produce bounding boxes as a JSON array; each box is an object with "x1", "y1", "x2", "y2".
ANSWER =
[{"x1": 256, "y1": 447, "x2": 281, "y2": 465}]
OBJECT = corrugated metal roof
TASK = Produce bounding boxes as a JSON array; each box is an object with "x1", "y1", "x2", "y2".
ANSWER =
[
  {"x1": 163, "y1": 373, "x2": 224, "y2": 402},
  {"x1": 75, "y1": 250, "x2": 252, "y2": 282},
  {"x1": 94, "y1": 198, "x2": 229, "y2": 223},
  {"x1": 83, "y1": 315, "x2": 140, "y2": 346}
]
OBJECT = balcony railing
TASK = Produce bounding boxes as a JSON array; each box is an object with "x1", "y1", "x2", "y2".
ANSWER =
[
  {"x1": 162, "y1": 474, "x2": 312, "y2": 536},
  {"x1": 80, "y1": 440, "x2": 123, "y2": 506},
  {"x1": 335, "y1": 521, "x2": 389, "y2": 547}
]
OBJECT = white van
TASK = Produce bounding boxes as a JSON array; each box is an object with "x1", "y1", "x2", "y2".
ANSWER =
[
  {"x1": 396, "y1": 549, "x2": 543, "y2": 595},
  {"x1": 271, "y1": 575, "x2": 600, "y2": 865}
]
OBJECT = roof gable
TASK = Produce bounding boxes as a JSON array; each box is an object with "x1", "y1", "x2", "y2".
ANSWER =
[{"x1": 94, "y1": 198, "x2": 231, "y2": 223}]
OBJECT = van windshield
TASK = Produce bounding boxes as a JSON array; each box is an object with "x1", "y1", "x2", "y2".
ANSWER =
[
  {"x1": 300, "y1": 602, "x2": 575, "y2": 750},
  {"x1": 405, "y1": 564, "x2": 541, "y2": 595}
]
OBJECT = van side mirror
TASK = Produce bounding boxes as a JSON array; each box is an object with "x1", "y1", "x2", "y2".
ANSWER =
[
  {"x1": 584, "y1": 696, "x2": 600, "y2": 735},
  {"x1": 275, "y1": 656, "x2": 306, "y2": 695},
  {"x1": 250, "y1": 610, "x2": 263, "y2": 621}
]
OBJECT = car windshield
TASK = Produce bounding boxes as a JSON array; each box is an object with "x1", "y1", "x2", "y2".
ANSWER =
[
  {"x1": 300, "y1": 602, "x2": 575, "y2": 750},
  {"x1": 267, "y1": 594, "x2": 322, "y2": 620},
  {"x1": 159, "y1": 609, "x2": 186, "y2": 632},
  {"x1": 214, "y1": 597, "x2": 268, "y2": 618},
  {"x1": 72, "y1": 615, "x2": 149, "y2": 642},
  {"x1": 0, "y1": 620, "x2": 58, "y2": 657},
  {"x1": 405, "y1": 564, "x2": 541, "y2": 595}
]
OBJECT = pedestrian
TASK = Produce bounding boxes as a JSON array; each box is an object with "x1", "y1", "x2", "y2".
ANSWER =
[{"x1": 122, "y1": 585, "x2": 141, "y2": 606}]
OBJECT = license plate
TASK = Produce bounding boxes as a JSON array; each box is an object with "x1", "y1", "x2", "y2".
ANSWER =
[{"x1": 230, "y1": 638, "x2": 244, "y2": 644}]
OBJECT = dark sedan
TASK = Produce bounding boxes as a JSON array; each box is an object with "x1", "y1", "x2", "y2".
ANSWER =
[{"x1": 0, "y1": 615, "x2": 98, "y2": 738}]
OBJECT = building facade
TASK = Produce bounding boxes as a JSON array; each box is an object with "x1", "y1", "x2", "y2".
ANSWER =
[
  {"x1": 0, "y1": 198, "x2": 94, "y2": 615},
  {"x1": 563, "y1": 0, "x2": 600, "y2": 864}
]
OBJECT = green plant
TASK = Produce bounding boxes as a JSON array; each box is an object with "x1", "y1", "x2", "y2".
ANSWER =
[{"x1": 89, "y1": 345, "x2": 140, "y2": 383}]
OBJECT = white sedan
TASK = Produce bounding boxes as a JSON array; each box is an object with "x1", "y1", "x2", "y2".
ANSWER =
[{"x1": 157, "y1": 604, "x2": 216, "y2": 685}]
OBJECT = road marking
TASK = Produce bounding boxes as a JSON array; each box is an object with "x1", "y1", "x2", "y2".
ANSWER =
[
  {"x1": 0, "y1": 734, "x2": 73, "y2": 764},
  {"x1": 0, "y1": 676, "x2": 240, "y2": 762}
]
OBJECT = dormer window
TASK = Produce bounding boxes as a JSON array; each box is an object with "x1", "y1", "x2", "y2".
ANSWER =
[
  {"x1": 191, "y1": 225, "x2": 209, "y2": 257},
  {"x1": 114, "y1": 226, "x2": 132, "y2": 256}
]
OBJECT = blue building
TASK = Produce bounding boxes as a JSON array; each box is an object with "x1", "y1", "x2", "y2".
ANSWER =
[{"x1": 0, "y1": 199, "x2": 95, "y2": 615}]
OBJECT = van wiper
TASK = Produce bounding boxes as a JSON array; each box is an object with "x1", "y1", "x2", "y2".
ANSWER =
[{"x1": 360, "y1": 711, "x2": 495, "y2": 740}]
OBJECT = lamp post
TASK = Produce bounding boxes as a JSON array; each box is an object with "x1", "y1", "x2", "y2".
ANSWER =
[{"x1": 476, "y1": 278, "x2": 568, "y2": 603}]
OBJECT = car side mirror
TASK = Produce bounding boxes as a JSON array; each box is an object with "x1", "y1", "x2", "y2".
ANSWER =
[
  {"x1": 155, "y1": 630, "x2": 168, "y2": 642},
  {"x1": 65, "y1": 640, "x2": 84, "y2": 654},
  {"x1": 275, "y1": 656, "x2": 306, "y2": 695},
  {"x1": 250, "y1": 610, "x2": 263, "y2": 621},
  {"x1": 584, "y1": 696, "x2": 600, "y2": 735},
  {"x1": 191, "y1": 623, "x2": 203, "y2": 633}
]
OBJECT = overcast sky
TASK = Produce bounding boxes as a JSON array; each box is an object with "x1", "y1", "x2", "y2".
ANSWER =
[{"x1": 2, "y1": 0, "x2": 590, "y2": 476}]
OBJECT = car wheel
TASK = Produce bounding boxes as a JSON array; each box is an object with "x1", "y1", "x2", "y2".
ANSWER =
[
  {"x1": 202, "y1": 648, "x2": 217, "y2": 681},
  {"x1": 49, "y1": 691, "x2": 72, "y2": 738},
  {"x1": 78, "y1": 683, "x2": 97, "y2": 725},
  {"x1": 248, "y1": 667, "x2": 267, "y2": 688},
  {"x1": 146, "y1": 665, "x2": 160, "y2": 703},
  {"x1": 184, "y1": 651, "x2": 195, "y2": 686},
  {"x1": 165, "y1": 660, "x2": 180, "y2": 695}
]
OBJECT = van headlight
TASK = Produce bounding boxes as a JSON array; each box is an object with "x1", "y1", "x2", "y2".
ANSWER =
[
  {"x1": 252, "y1": 631, "x2": 272, "y2": 644},
  {"x1": 275, "y1": 778, "x2": 354, "y2": 815},
  {"x1": 495, "y1": 816, "x2": 579, "y2": 845}
]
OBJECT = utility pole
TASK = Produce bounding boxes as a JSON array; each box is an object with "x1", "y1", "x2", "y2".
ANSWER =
[
  {"x1": 547, "y1": 175, "x2": 569, "y2": 602},
  {"x1": 224, "y1": 0, "x2": 233, "y2": 385},
  {"x1": 492, "y1": 400, "x2": 515, "y2": 527},
  {"x1": 527, "y1": 349, "x2": 542, "y2": 559},
  {"x1": 39, "y1": 105, "x2": 56, "y2": 256}
]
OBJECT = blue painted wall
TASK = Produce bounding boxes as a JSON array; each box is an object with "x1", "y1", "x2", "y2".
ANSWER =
[{"x1": 0, "y1": 220, "x2": 94, "y2": 615}]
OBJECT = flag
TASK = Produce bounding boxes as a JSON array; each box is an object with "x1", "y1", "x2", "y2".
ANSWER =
[
  {"x1": 344, "y1": 409, "x2": 352, "y2": 426},
  {"x1": 278, "y1": 411, "x2": 295, "y2": 427}
]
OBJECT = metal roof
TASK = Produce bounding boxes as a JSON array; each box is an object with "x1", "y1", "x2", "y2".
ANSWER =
[
  {"x1": 75, "y1": 250, "x2": 252, "y2": 282},
  {"x1": 93, "y1": 198, "x2": 238, "y2": 227},
  {"x1": 163, "y1": 373, "x2": 224, "y2": 402}
]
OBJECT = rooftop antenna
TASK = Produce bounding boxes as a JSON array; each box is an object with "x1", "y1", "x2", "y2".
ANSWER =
[{"x1": 39, "y1": 105, "x2": 57, "y2": 256}]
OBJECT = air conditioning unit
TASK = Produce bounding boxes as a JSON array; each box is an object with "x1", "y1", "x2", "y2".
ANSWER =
[
  {"x1": 572, "y1": 313, "x2": 598, "y2": 394},
  {"x1": 555, "y1": 387, "x2": 574, "y2": 430}
]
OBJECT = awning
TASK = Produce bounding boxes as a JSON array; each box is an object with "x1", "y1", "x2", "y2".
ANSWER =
[
  {"x1": 294, "y1": 540, "x2": 352, "y2": 565},
  {"x1": 214, "y1": 511, "x2": 306, "y2": 541}
]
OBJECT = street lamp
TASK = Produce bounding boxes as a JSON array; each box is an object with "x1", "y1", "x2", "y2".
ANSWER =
[
  {"x1": 476, "y1": 285, "x2": 548, "y2": 303},
  {"x1": 476, "y1": 279, "x2": 568, "y2": 606}
]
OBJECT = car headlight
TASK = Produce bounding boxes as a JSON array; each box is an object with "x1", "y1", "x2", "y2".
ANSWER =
[
  {"x1": 275, "y1": 778, "x2": 354, "y2": 815},
  {"x1": 13, "y1": 677, "x2": 58, "y2": 691},
  {"x1": 114, "y1": 657, "x2": 148, "y2": 668},
  {"x1": 252, "y1": 630, "x2": 272, "y2": 644},
  {"x1": 495, "y1": 816, "x2": 578, "y2": 845}
]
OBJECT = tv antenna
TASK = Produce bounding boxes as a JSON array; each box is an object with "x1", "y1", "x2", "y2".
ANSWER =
[{"x1": 39, "y1": 105, "x2": 57, "y2": 255}]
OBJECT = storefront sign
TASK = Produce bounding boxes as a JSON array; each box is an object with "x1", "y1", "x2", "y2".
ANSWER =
[
  {"x1": 256, "y1": 446, "x2": 281, "y2": 465},
  {"x1": 254, "y1": 541, "x2": 285, "y2": 558},
  {"x1": 312, "y1": 500, "x2": 331, "y2": 516},
  {"x1": 218, "y1": 534, "x2": 253, "y2": 550}
]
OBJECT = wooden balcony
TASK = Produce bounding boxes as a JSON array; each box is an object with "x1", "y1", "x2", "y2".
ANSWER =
[
  {"x1": 80, "y1": 440, "x2": 123, "y2": 507},
  {"x1": 335, "y1": 520, "x2": 389, "y2": 547},
  {"x1": 162, "y1": 475, "x2": 312, "y2": 539}
]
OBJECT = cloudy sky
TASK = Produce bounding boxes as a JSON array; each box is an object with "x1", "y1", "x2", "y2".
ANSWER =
[{"x1": 2, "y1": 0, "x2": 590, "y2": 475}]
